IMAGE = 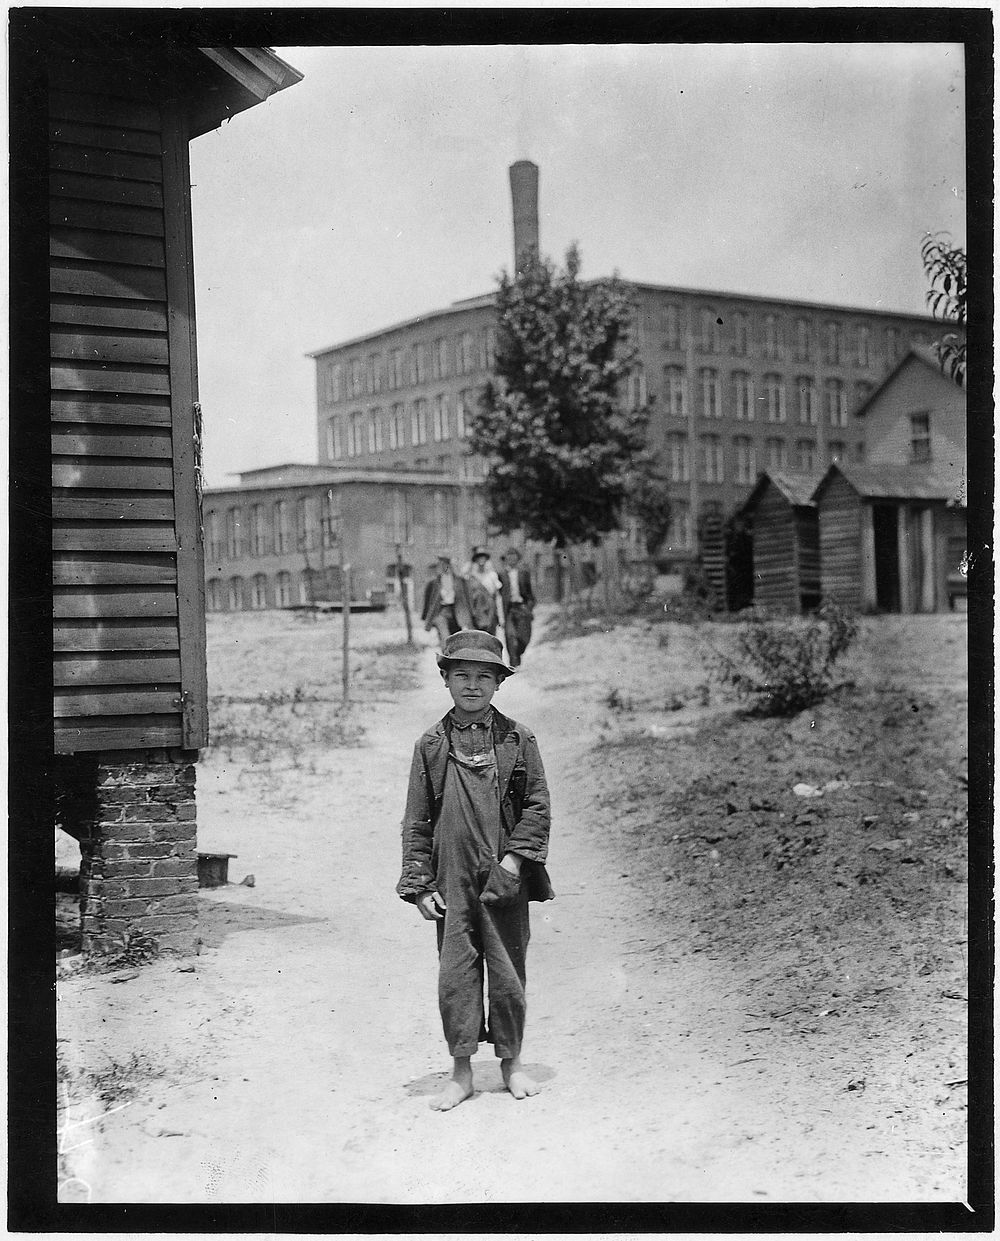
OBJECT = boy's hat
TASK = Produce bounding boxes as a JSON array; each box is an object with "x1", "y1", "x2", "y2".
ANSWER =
[
  {"x1": 437, "y1": 629, "x2": 515, "y2": 676},
  {"x1": 471, "y1": 545, "x2": 490, "y2": 561}
]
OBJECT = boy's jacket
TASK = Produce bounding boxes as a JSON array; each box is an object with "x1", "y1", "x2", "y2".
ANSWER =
[{"x1": 397, "y1": 708, "x2": 554, "y2": 904}]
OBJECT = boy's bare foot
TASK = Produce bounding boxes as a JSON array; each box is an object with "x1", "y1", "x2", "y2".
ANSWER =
[
  {"x1": 431, "y1": 1058, "x2": 474, "y2": 1111},
  {"x1": 501, "y1": 1057, "x2": 539, "y2": 1100}
]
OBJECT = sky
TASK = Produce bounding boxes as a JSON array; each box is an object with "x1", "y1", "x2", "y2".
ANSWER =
[{"x1": 187, "y1": 42, "x2": 966, "y2": 488}]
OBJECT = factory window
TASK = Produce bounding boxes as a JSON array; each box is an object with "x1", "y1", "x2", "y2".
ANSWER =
[
  {"x1": 626, "y1": 365, "x2": 647, "y2": 410},
  {"x1": 796, "y1": 376, "x2": 817, "y2": 425},
  {"x1": 432, "y1": 490, "x2": 452, "y2": 545},
  {"x1": 368, "y1": 352, "x2": 383, "y2": 395},
  {"x1": 321, "y1": 491, "x2": 338, "y2": 549},
  {"x1": 347, "y1": 410, "x2": 365, "y2": 457},
  {"x1": 731, "y1": 311, "x2": 751, "y2": 356},
  {"x1": 389, "y1": 490, "x2": 413, "y2": 545},
  {"x1": 300, "y1": 496, "x2": 320, "y2": 551},
  {"x1": 251, "y1": 574, "x2": 268, "y2": 610},
  {"x1": 763, "y1": 313, "x2": 783, "y2": 361},
  {"x1": 327, "y1": 416, "x2": 343, "y2": 461},
  {"x1": 412, "y1": 342, "x2": 427, "y2": 385},
  {"x1": 350, "y1": 357, "x2": 363, "y2": 397},
  {"x1": 412, "y1": 398, "x2": 428, "y2": 445},
  {"x1": 734, "y1": 436, "x2": 757, "y2": 484},
  {"x1": 733, "y1": 371, "x2": 753, "y2": 421},
  {"x1": 764, "y1": 373, "x2": 786, "y2": 423},
  {"x1": 325, "y1": 361, "x2": 342, "y2": 404},
  {"x1": 699, "y1": 368, "x2": 721, "y2": 418},
  {"x1": 699, "y1": 307, "x2": 721, "y2": 353},
  {"x1": 663, "y1": 365, "x2": 686, "y2": 417},
  {"x1": 855, "y1": 323, "x2": 873, "y2": 368},
  {"x1": 369, "y1": 407, "x2": 384, "y2": 453},
  {"x1": 433, "y1": 394, "x2": 450, "y2": 442},
  {"x1": 225, "y1": 507, "x2": 242, "y2": 559},
  {"x1": 885, "y1": 326, "x2": 900, "y2": 361},
  {"x1": 661, "y1": 303, "x2": 682, "y2": 350},
  {"x1": 823, "y1": 321, "x2": 842, "y2": 366},
  {"x1": 274, "y1": 500, "x2": 293, "y2": 554},
  {"x1": 227, "y1": 577, "x2": 244, "y2": 611},
  {"x1": 667, "y1": 501, "x2": 692, "y2": 549},
  {"x1": 794, "y1": 317, "x2": 812, "y2": 362},
  {"x1": 298, "y1": 570, "x2": 317, "y2": 605},
  {"x1": 482, "y1": 325, "x2": 497, "y2": 370},
  {"x1": 250, "y1": 505, "x2": 269, "y2": 557},
  {"x1": 389, "y1": 348, "x2": 405, "y2": 390},
  {"x1": 207, "y1": 578, "x2": 222, "y2": 611},
  {"x1": 796, "y1": 439, "x2": 817, "y2": 472},
  {"x1": 432, "y1": 336, "x2": 449, "y2": 380},
  {"x1": 828, "y1": 440, "x2": 847, "y2": 464},
  {"x1": 700, "y1": 434, "x2": 725, "y2": 483},
  {"x1": 275, "y1": 572, "x2": 292, "y2": 608},
  {"x1": 667, "y1": 432, "x2": 690, "y2": 482},
  {"x1": 388, "y1": 403, "x2": 406, "y2": 449},
  {"x1": 910, "y1": 411, "x2": 931, "y2": 463},
  {"x1": 456, "y1": 390, "x2": 473, "y2": 439},
  {"x1": 205, "y1": 510, "x2": 222, "y2": 561},
  {"x1": 824, "y1": 378, "x2": 847, "y2": 427},
  {"x1": 456, "y1": 331, "x2": 476, "y2": 375},
  {"x1": 766, "y1": 437, "x2": 787, "y2": 471}
]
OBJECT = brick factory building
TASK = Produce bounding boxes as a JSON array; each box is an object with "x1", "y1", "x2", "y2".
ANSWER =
[{"x1": 306, "y1": 161, "x2": 942, "y2": 576}]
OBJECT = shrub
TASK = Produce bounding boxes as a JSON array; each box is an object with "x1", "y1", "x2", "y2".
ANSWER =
[{"x1": 708, "y1": 602, "x2": 859, "y2": 715}]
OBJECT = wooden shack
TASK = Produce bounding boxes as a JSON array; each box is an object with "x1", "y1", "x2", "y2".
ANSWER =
[
  {"x1": 739, "y1": 472, "x2": 822, "y2": 613},
  {"x1": 813, "y1": 463, "x2": 965, "y2": 614},
  {"x1": 11, "y1": 17, "x2": 301, "y2": 952}
]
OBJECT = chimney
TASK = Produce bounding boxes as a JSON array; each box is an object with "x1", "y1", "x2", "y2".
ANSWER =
[{"x1": 509, "y1": 160, "x2": 539, "y2": 274}]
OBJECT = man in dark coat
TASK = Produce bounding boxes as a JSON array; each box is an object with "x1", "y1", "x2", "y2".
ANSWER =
[
  {"x1": 499, "y1": 548, "x2": 536, "y2": 668},
  {"x1": 421, "y1": 554, "x2": 474, "y2": 647}
]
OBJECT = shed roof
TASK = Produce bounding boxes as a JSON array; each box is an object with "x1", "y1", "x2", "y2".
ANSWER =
[
  {"x1": 814, "y1": 461, "x2": 965, "y2": 505},
  {"x1": 206, "y1": 463, "x2": 459, "y2": 495},
  {"x1": 740, "y1": 470, "x2": 823, "y2": 514}
]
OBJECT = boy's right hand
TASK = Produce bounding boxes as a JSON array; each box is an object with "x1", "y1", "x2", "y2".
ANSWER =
[{"x1": 418, "y1": 891, "x2": 446, "y2": 921}]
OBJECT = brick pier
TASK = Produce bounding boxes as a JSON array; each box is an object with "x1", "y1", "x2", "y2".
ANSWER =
[{"x1": 59, "y1": 750, "x2": 200, "y2": 955}]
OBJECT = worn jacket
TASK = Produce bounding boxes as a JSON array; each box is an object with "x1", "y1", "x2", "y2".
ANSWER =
[
  {"x1": 500, "y1": 565, "x2": 535, "y2": 612},
  {"x1": 396, "y1": 708, "x2": 554, "y2": 904},
  {"x1": 421, "y1": 573, "x2": 474, "y2": 630}
]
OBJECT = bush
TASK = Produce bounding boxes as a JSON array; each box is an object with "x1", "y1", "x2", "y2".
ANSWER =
[{"x1": 708, "y1": 602, "x2": 859, "y2": 715}]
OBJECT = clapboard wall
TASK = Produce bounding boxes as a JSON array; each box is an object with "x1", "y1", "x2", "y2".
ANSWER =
[
  {"x1": 49, "y1": 66, "x2": 207, "y2": 754},
  {"x1": 816, "y1": 472, "x2": 864, "y2": 610}
]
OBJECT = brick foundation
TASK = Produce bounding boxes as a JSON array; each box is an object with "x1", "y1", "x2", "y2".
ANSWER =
[{"x1": 57, "y1": 749, "x2": 200, "y2": 955}]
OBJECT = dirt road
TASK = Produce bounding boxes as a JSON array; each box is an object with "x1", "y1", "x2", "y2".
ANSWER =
[{"x1": 58, "y1": 610, "x2": 966, "y2": 1203}]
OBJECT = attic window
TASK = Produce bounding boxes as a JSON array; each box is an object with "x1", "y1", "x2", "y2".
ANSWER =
[{"x1": 910, "y1": 411, "x2": 931, "y2": 463}]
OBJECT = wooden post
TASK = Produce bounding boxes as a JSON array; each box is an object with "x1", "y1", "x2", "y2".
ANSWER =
[
  {"x1": 342, "y1": 560, "x2": 351, "y2": 704},
  {"x1": 396, "y1": 543, "x2": 414, "y2": 646}
]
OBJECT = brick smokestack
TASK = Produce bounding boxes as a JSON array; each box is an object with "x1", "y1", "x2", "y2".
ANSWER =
[{"x1": 509, "y1": 160, "x2": 539, "y2": 274}]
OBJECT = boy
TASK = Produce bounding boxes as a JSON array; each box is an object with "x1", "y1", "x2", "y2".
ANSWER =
[{"x1": 397, "y1": 629, "x2": 554, "y2": 1111}]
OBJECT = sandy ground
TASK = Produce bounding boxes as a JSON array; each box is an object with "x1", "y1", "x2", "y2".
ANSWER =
[{"x1": 56, "y1": 605, "x2": 968, "y2": 1204}]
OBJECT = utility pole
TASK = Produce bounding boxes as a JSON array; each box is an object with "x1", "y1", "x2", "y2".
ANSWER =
[
  {"x1": 396, "y1": 543, "x2": 414, "y2": 646},
  {"x1": 326, "y1": 489, "x2": 351, "y2": 705}
]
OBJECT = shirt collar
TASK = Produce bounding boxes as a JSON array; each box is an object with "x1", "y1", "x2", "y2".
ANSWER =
[{"x1": 449, "y1": 707, "x2": 494, "y2": 730}]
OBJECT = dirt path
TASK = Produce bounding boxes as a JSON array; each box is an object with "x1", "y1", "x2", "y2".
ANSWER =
[{"x1": 58, "y1": 614, "x2": 965, "y2": 1203}]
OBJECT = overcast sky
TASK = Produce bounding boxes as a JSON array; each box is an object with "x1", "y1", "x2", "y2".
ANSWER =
[{"x1": 188, "y1": 42, "x2": 966, "y2": 488}]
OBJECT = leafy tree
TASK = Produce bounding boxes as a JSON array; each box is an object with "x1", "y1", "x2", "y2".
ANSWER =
[
  {"x1": 471, "y1": 243, "x2": 658, "y2": 549},
  {"x1": 921, "y1": 232, "x2": 966, "y2": 384},
  {"x1": 627, "y1": 472, "x2": 673, "y2": 558}
]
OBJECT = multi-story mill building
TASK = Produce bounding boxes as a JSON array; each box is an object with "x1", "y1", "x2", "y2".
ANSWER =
[{"x1": 307, "y1": 161, "x2": 940, "y2": 570}]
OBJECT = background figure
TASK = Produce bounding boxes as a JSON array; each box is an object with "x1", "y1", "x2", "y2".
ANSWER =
[
  {"x1": 464, "y1": 546, "x2": 504, "y2": 637},
  {"x1": 422, "y1": 554, "x2": 473, "y2": 647},
  {"x1": 500, "y1": 547, "x2": 535, "y2": 668}
]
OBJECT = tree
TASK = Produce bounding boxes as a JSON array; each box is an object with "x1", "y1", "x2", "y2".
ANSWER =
[
  {"x1": 921, "y1": 232, "x2": 966, "y2": 384},
  {"x1": 471, "y1": 243, "x2": 659, "y2": 549},
  {"x1": 627, "y1": 472, "x2": 673, "y2": 559}
]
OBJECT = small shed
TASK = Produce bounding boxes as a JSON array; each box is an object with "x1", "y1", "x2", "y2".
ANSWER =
[
  {"x1": 813, "y1": 463, "x2": 965, "y2": 613},
  {"x1": 739, "y1": 472, "x2": 823, "y2": 613}
]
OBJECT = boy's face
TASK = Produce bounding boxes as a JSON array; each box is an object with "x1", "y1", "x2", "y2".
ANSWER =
[{"x1": 444, "y1": 660, "x2": 500, "y2": 719}]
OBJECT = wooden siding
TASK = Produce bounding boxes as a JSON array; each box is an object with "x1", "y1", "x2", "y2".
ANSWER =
[
  {"x1": 752, "y1": 485, "x2": 799, "y2": 612},
  {"x1": 817, "y1": 474, "x2": 863, "y2": 609},
  {"x1": 49, "y1": 80, "x2": 203, "y2": 753},
  {"x1": 795, "y1": 509, "x2": 821, "y2": 605}
]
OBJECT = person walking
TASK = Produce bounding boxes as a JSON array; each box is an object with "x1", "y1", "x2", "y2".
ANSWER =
[
  {"x1": 422, "y1": 554, "x2": 474, "y2": 648},
  {"x1": 464, "y1": 546, "x2": 504, "y2": 637},
  {"x1": 499, "y1": 547, "x2": 536, "y2": 668}
]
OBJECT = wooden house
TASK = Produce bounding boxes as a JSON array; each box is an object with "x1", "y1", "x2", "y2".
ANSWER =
[
  {"x1": 11, "y1": 16, "x2": 301, "y2": 952},
  {"x1": 813, "y1": 463, "x2": 965, "y2": 613},
  {"x1": 739, "y1": 472, "x2": 822, "y2": 613}
]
